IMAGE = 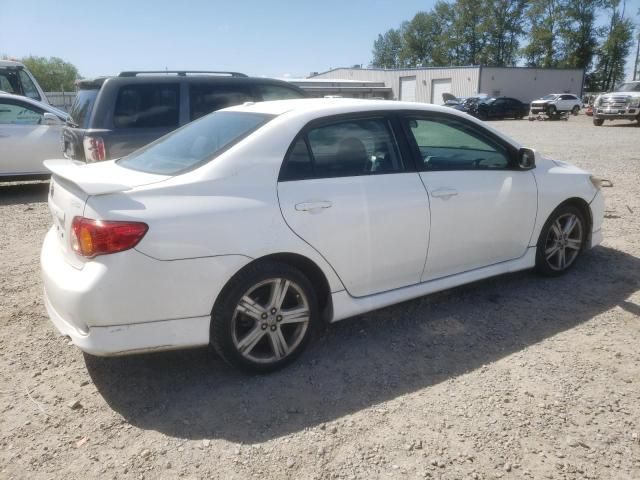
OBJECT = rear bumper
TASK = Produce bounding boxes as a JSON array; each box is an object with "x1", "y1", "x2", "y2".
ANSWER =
[
  {"x1": 44, "y1": 289, "x2": 210, "y2": 356},
  {"x1": 41, "y1": 227, "x2": 252, "y2": 356}
]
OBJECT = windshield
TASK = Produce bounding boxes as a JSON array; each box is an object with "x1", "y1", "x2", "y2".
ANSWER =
[
  {"x1": 118, "y1": 111, "x2": 273, "y2": 175},
  {"x1": 615, "y1": 83, "x2": 640, "y2": 92},
  {"x1": 541, "y1": 94, "x2": 559, "y2": 100},
  {"x1": 68, "y1": 89, "x2": 99, "y2": 128}
]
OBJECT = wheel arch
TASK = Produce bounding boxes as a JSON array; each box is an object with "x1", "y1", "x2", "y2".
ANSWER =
[
  {"x1": 549, "y1": 197, "x2": 593, "y2": 246},
  {"x1": 214, "y1": 252, "x2": 334, "y2": 324}
]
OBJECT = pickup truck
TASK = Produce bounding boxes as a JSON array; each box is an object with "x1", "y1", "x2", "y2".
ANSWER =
[{"x1": 593, "y1": 81, "x2": 640, "y2": 126}]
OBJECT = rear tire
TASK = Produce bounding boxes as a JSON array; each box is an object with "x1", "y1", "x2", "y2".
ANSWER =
[
  {"x1": 593, "y1": 118, "x2": 604, "y2": 126},
  {"x1": 572, "y1": 105, "x2": 580, "y2": 116},
  {"x1": 210, "y1": 261, "x2": 318, "y2": 373},
  {"x1": 535, "y1": 204, "x2": 587, "y2": 277}
]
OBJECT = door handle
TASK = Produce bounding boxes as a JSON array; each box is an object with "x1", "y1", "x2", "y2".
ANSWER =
[
  {"x1": 295, "y1": 201, "x2": 333, "y2": 212},
  {"x1": 431, "y1": 188, "x2": 458, "y2": 199}
]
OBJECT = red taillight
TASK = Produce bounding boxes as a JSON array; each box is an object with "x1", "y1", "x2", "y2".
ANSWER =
[
  {"x1": 83, "y1": 136, "x2": 106, "y2": 162},
  {"x1": 71, "y1": 217, "x2": 148, "y2": 258}
]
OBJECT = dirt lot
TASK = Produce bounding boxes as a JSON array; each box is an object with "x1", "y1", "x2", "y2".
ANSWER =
[{"x1": 1, "y1": 114, "x2": 639, "y2": 480}]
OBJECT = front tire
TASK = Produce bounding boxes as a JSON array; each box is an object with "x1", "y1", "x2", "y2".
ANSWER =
[
  {"x1": 210, "y1": 261, "x2": 318, "y2": 373},
  {"x1": 535, "y1": 205, "x2": 587, "y2": 276},
  {"x1": 593, "y1": 118, "x2": 604, "y2": 126},
  {"x1": 572, "y1": 105, "x2": 580, "y2": 116}
]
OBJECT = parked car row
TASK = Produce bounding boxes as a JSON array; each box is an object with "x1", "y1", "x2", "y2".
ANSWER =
[
  {"x1": 444, "y1": 93, "x2": 582, "y2": 120},
  {"x1": 0, "y1": 70, "x2": 307, "y2": 180}
]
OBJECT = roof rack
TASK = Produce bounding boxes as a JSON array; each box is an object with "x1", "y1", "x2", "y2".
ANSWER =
[{"x1": 118, "y1": 70, "x2": 248, "y2": 78}]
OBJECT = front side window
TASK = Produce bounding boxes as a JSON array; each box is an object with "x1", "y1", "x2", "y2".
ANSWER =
[
  {"x1": 18, "y1": 70, "x2": 40, "y2": 100},
  {"x1": 189, "y1": 84, "x2": 251, "y2": 120},
  {"x1": 118, "y1": 111, "x2": 272, "y2": 175},
  {"x1": 405, "y1": 116, "x2": 510, "y2": 170},
  {"x1": 0, "y1": 101, "x2": 43, "y2": 125},
  {"x1": 114, "y1": 83, "x2": 179, "y2": 128}
]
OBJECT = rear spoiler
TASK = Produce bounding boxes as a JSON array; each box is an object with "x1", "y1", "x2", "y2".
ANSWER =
[{"x1": 43, "y1": 159, "x2": 166, "y2": 196}]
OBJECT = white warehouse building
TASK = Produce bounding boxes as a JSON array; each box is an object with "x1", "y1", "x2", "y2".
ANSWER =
[{"x1": 309, "y1": 66, "x2": 585, "y2": 104}]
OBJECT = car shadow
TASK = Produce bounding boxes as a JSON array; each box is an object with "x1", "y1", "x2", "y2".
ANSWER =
[
  {"x1": 0, "y1": 181, "x2": 49, "y2": 206},
  {"x1": 86, "y1": 245, "x2": 640, "y2": 443}
]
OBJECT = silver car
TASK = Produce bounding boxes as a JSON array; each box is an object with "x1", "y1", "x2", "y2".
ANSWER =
[{"x1": 0, "y1": 93, "x2": 67, "y2": 180}]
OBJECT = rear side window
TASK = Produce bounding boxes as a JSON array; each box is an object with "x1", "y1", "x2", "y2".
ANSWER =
[
  {"x1": 118, "y1": 111, "x2": 272, "y2": 175},
  {"x1": 114, "y1": 83, "x2": 179, "y2": 128},
  {"x1": 280, "y1": 118, "x2": 404, "y2": 180},
  {"x1": 256, "y1": 84, "x2": 304, "y2": 101},
  {"x1": 68, "y1": 89, "x2": 99, "y2": 128},
  {"x1": 0, "y1": 71, "x2": 19, "y2": 93},
  {"x1": 189, "y1": 84, "x2": 251, "y2": 121}
]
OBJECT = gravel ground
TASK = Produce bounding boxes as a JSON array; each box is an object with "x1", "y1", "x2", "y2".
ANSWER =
[{"x1": 0, "y1": 114, "x2": 639, "y2": 480}]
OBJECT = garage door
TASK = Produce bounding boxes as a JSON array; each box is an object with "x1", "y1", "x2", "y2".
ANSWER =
[
  {"x1": 399, "y1": 76, "x2": 416, "y2": 102},
  {"x1": 431, "y1": 78, "x2": 452, "y2": 105}
]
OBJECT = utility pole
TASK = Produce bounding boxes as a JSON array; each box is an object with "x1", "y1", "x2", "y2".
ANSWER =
[{"x1": 634, "y1": 31, "x2": 640, "y2": 81}]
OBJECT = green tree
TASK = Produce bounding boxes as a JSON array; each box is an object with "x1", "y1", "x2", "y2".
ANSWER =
[
  {"x1": 592, "y1": 0, "x2": 634, "y2": 91},
  {"x1": 19, "y1": 56, "x2": 80, "y2": 91},
  {"x1": 483, "y1": 0, "x2": 528, "y2": 66},
  {"x1": 522, "y1": 0, "x2": 563, "y2": 67},
  {"x1": 400, "y1": 11, "x2": 447, "y2": 67},
  {"x1": 372, "y1": 28, "x2": 404, "y2": 68},
  {"x1": 558, "y1": 0, "x2": 603, "y2": 70}
]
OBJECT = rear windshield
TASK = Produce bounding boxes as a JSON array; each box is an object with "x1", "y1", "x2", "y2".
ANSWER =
[
  {"x1": 68, "y1": 89, "x2": 99, "y2": 128},
  {"x1": 117, "y1": 111, "x2": 273, "y2": 175}
]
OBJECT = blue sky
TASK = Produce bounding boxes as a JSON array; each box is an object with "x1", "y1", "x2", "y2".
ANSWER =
[{"x1": 2, "y1": 0, "x2": 640, "y2": 79}]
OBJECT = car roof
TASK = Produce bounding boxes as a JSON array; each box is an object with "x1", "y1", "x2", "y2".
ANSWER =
[
  {"x1": 0, "y1": 60, "x2": 25, "y2": 68},
  {"x1": 77, "y1": 74, "x2": 304, "y2": 90},
  {"x1": 0, "y1": 92, "x2": 68, "y2": 118},
  {"x1": 225, "y1": 97, "x2": 474, "y2": 118}
]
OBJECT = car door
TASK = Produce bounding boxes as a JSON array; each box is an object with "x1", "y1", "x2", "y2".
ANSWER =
[
  {"x1": 489, "y1": 98, "x2": 507, "y2": 118},
  {"x1": 0, "y1": 99, "x2": 60, "y2": 176},
  {"x1": 277, "y1": 114, "x2": 430, "y2": 297},
  {"x1": 402, "y1": 113, "x2": 538, "y2": 281}
]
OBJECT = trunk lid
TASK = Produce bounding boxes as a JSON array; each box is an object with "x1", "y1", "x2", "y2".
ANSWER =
[{"x1": 45, "y1": 159, "x2": 168, "y2": 267}]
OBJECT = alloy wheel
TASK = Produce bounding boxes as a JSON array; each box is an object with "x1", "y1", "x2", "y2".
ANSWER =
[
  {"x1": 543, "y1": 213, "x2": 583, "y2": 271},
  {"x1": 231, "y1": 278, "x2": 310, "y2": 364}
]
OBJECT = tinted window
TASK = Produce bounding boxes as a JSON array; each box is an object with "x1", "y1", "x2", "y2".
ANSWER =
[
  {"x1": 114, "y1": 83, "x2": 179, "y2": 128},
  {"x1": 68, "y1": 88, "x2": 99, "y2": 128},
  {"x1": 0, "y1": 101, "x2": 43, "y2": 125},
  {"x1": 0, "y1": 70, "x2": 19, "y2": 94},
  {"x1": 306, "y1": 118, "x2": 403, "y2": 178},
  {"x1": 280, "y1": 137, "x2": 314, "y2": 180},
  {"x1": 560, "y1": 94, "x2": 577, "y2": 100},
  {"x1": 18, "y1": 70, "x2": 40, "y2": 100},
  {"x1": 118, "y1": 111, "x2": 272, "y2": 175},
  {"x1": 406, "y1": 116, "x2": 510, "y2": 170},
  {"x1": 189, "y1": 84, "x2": 251, "y2": 120},
  {"x1": 256, "y1": 84, "x2": 304, "y2": 101}
]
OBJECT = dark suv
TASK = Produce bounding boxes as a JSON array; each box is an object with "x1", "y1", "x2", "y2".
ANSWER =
[{"x1": 62, "y1": 71, "x2": 306, "y2": 162}]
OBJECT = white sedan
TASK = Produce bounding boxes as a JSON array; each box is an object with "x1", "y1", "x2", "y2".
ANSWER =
[
  {"x1": 0, "y1": 92, "x2": 67, "y2": 180},
  {"x1": 41, "y1": 98, "x2": 605, "y2": 372}
]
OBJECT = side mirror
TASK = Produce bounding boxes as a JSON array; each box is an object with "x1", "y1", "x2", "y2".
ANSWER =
[
  {"x1": 518, "y1": 147, "x2": 536, "y2": 169},
  {"x1": 42, "y1": 112, "x2": 61, "y2": 126}
]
